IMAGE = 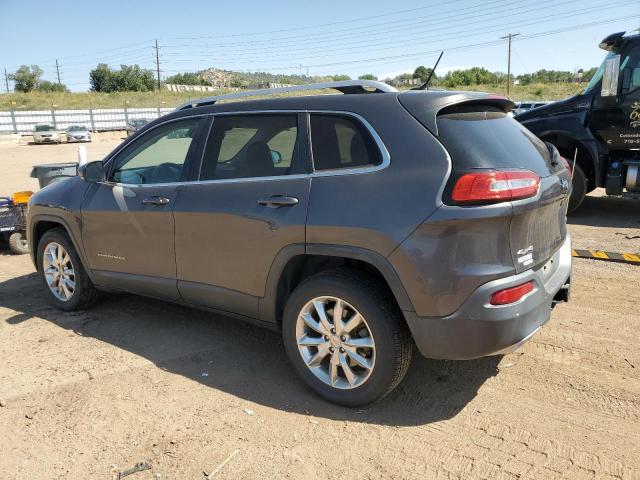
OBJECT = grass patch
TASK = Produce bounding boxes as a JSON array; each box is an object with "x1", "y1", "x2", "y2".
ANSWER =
[{"x1": 0, "y1": 82, "x2": 586, "y2": 111}]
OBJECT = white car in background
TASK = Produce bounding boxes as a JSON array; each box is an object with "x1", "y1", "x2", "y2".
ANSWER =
[
  {"x1": 66, "y1": 125, "x2": 91, "y2": 143},
  {"x1": 32, "y1": 124, "x2": 60, "y2": 144}
]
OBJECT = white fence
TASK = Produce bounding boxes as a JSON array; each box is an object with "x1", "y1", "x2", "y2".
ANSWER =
[{"x1": 0, "y1": 107, "x2": 175, "y2": 135}]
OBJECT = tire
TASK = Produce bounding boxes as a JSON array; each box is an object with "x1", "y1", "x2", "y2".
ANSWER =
[
  {"x1": 567, "y1": 164, "x2": 587, "y2": 213},
  {"x1": 36, "y1": 228, "x2": 99, "y2": 311},
  {"x1": 282, "y1": 269, "x2": 413, "y2": 407},
  {"x1": 8, "y1": 232, "x2": 29, "y2": 255}
]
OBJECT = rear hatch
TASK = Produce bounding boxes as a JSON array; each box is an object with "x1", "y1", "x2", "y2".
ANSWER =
[{"x1": 400, "y1": 92, "x2": 570, "y2": 273}]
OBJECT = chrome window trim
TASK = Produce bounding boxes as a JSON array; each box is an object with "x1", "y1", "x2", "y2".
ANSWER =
[{"x1": 104, "y1": 109, "x2": 390, "y2": 188}]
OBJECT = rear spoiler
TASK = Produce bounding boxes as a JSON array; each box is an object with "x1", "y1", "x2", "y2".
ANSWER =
[{"x1": 398, "y1": 91, "x2": 514, "y2": 136}]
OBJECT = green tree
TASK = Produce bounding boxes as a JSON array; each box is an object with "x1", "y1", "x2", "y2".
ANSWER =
[
  {"x1": 332, "y1": 74, "x2": 351, "y2": 81},
  {"x1": 89, "y1": 64, "x2": 155, "y2": 92},
  {"x1": 38, "y1": 80, "x2": 68, "y2": 93},
  {"x1": 358, "y1": 73, "x2": 378, "y2": 80},
  {"x1": 413, "y1": 66, "x2": 435, "y2": 83},
  {"x1": 89, "y1": 63, "x2": 115, "y2": 92},
  {"x1": 9, "y1": 65, "x2": 43, "y2": 92}
]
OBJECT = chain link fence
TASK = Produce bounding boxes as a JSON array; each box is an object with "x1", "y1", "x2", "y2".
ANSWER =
[{"x1": 0, "y1": 107, "x2": 175, "y2": 135}]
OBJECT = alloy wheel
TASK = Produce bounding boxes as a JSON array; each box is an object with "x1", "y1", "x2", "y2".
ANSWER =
[
  {"x1": 42, "y1": 242, "x2": 75, "y2": 301},
  {"x1": 295, "y1": 296, "x2": 376, "y2": 389}
]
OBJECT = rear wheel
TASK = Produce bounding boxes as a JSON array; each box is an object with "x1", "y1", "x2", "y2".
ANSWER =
[
  {"x1": 282, "y1": 269, "x2": 413, "y2": 406},
  {"x1": 8, "y1": 232, "x2": 29, "y2": 255},
  {"x1": 567, "y1": 164, "x2": 587, "y2": 213},
  {"x1": 37, "y1": 228, "x2": 99, "y2": 311}
]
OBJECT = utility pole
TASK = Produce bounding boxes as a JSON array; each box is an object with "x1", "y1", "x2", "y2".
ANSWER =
[
  {"x1": 500, "y1": 33, "x2": 520, "y2": 95},
  {"x1": 154, "y1": 39, "x2": 161, "y2": 91},
  {"x1": 4, "y1": 68, "x2": 9, "y2": 93},
  {"x1": 55, "y1": 59, "x2": 61, "y2": 85}
]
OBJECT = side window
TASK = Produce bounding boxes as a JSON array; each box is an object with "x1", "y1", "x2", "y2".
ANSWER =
[
  {"x1": 625, "y1": 46, "x2": 640, "y2": 93},
  {"x1": 200, "y1": 114, "x2": 299, "y2": 180},
  {"x1": 111, "y1": 117, "x2": 202, "y2": 185},
  {"x1": 310, "y1": 114, "x2": 382, "y2": 171}
]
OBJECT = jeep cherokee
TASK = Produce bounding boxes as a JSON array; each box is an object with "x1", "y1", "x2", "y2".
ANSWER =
[{"x1": 27, "y1": 80, "x2": 572, "y2": 406}]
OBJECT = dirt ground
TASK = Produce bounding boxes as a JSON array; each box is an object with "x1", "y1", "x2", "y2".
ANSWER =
[{"x1": 0, "y1": 135, "x2": 639, "y2": 479}]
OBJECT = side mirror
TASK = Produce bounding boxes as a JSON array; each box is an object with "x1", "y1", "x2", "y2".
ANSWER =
[
  {"x1": 601, "y1": 54, "x2": 620, "y2": 97},
  {"x1": 79, "y1": 160, "x2": 105, "y2": 183},
  {"x1": 271, "y1": 150, "x2": 283, "y2": 165}
]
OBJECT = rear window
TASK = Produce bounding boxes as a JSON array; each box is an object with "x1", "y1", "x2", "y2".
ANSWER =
[{"x1": 436, "y1": 105, "x2": 556, "y2": 176}]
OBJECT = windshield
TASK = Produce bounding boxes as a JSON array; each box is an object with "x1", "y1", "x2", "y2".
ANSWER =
[
  {"x1": 35, "y1": 125, "x2": 55, "y2": 132},
  {"x1": 582, "y1": 52, "x2": 615, "y2": 94},
  {"x1": 68, "y1": 125, "x2": 86, "y2": 132}
]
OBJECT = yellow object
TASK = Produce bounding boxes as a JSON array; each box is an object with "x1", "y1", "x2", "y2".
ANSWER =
[{"x1": 11, "y1": 191, "x2": 33, "y2": 205}]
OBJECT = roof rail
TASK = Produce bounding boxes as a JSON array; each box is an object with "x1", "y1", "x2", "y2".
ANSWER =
[{"x1": 176, "y1": 80, "x2": 398, "y2": 110}]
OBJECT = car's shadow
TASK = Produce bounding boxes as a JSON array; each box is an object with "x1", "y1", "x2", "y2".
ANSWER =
[
  {"x1": 569, "y1": 193, "x2": 640, "y2": 229},
  {"x1": 0, "y1": 271, "x2": 500, "y2": 426}
]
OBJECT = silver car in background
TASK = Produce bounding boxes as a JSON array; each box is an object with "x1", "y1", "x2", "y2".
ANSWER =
[
  {"x1": 66, "y1": 125, "x2": 91, "y2": 143},
  {"x1": 32, "y1": 124, "x2": 60, "y2": 144}
]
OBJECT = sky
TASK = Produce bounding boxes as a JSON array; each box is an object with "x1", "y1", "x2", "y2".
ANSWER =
[{"x1": 1, "y1": 0, "x2": 639, "y2": 92}]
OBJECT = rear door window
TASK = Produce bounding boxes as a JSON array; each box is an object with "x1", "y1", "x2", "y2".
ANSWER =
[
  {"x1": 310, "y1": 114, "x2": 382, "y2": 171},
  {"x1": 200, "y1": 114, "x2": 303, "y2": 180}
]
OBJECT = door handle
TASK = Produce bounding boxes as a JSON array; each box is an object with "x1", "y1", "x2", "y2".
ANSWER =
[
  {"x1": 258, "y1": 195, "x2": 299, "y2": 208},
  {"x1": 142, "y1": 196, "x2": 171, "y2": 206}
]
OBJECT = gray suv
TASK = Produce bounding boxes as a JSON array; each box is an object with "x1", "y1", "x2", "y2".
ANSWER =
[{"x1": 27, "y1": 81, "x2": 572, "y2": 406}]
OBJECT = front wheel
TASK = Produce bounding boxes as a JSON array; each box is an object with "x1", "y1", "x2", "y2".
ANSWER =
[
  {"x1": 282, "y1": 269, "x2": 413, "y2": 407},
  {"x1": 37, "y1": 228, "x2": 99, "y2": 311},
  {"x1": 8, "y1": 232, "x2": 29, "y2": 255}
]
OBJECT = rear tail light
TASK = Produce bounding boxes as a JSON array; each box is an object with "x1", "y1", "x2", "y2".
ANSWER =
[
  {"x1": 490, "y1": 281, "x2": 534, "y2": 305},
  {"x1": 452, "y1": 170, "x2": 540, "y2": 204}
]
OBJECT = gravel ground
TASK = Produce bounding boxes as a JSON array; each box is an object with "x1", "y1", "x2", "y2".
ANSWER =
[{"x1": 0, "y1": 136, "x2": 639, "y2": 479}]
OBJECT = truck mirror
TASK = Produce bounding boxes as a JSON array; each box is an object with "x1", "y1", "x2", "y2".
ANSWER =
[{"x1": 601, "y1": 54, "x2": 620, "y2": 97}]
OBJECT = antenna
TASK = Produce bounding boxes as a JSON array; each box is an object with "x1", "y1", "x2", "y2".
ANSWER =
[{"x1": 415, "y1": 51, "x2": 443, "y2": 90}]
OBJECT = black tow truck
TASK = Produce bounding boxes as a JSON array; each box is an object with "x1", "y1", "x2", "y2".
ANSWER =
[{"x1": 516, "y1": 31, "x2": 640, "y2": 212}]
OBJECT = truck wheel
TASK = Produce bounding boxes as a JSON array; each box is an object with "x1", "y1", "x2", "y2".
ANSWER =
[
  {"x1": 8, "y1": 232, "x2": 29, "y2": 255},
  {"x1": 36, "y1": 228, "x2": 99, "y2": 311},
  {"x1": 568, "y1": 164, "x2": 587, "y2": 213},
  {"x1": 282, "y1": 269, "x2": 413, "y2": 407}
]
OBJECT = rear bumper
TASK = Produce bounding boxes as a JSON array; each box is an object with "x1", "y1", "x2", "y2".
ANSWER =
[{"x1": 404, "y1": 234, "x2": 572, "y2": 360}]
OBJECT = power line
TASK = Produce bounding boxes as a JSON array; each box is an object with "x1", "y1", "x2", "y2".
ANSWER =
[
  {"x1": 169, "y1": 0, "x2": 471, "y2": 40},
  {"x1": 158, "y1": 0, "x2": 632, "y2": 66},
  {"x1": 160, "y1": 2, "x2": 633, "y2": 68},
  {"x1": 167, "y1": 0, "x2": 513, "y2": 48},
  {"x1": 164, "y1": 0, "x2": 559, "y2": 52},
  {"x1": 255, "y1": 14, "x2": 640, "y2": 72}
]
